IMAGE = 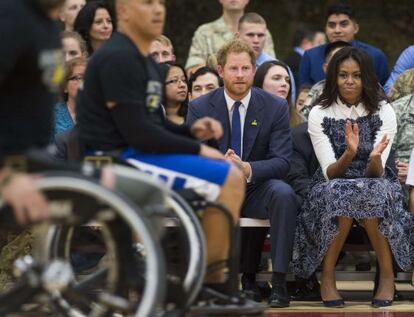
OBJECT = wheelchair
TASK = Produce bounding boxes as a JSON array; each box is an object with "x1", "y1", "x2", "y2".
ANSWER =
[
  {"x1": 0, "y1": 153, "x2": 167, "y2": 317},
  {"x1": 0, "y1": 150, "x2": 265, "y2": 316}
]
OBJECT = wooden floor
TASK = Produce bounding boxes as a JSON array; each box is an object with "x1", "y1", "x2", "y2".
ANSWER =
[{"x1": 266, "y1": 281, "x2": 414, "y2": 316}]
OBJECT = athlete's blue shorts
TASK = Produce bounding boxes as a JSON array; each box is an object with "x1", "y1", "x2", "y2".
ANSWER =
[{"x1": 120, "y1": 147, "x2": 231, "y2": 201}]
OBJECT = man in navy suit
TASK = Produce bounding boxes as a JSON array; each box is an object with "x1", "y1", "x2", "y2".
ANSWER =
[{"x1": 187, "y1": 39, "x2": 298, "y2": 308}]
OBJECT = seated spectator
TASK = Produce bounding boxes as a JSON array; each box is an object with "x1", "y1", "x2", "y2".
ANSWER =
[
  {"x1": 74, "y1": 1, "x2": 115, "y2": 55},
  {"x1": 295, "y1": 84, "x2": 311, "y2": 113},
  {"x1": 293, "y1": 47, "x2": 413, "y2": 308},
  {"x1": 300, "y1": 40, "x2": 351, "y2": 119},
  {"x1": 187, "y1": 39, "x2": 298, "y2": 308},
  {"x1": 59, "y1": 0, "x2": 85, "y2": 31},
  {"x1": 388, "y1": 67, "x2": 414, "y2": 102},
  {"x1": 188, "y1": 66, "x2": 222, "y2": 100},
  {"x1": 384, "y1": 45, "x2": 414, "y2": 94},
  {"x1": 54, "y1": 57, "x2": 87, "y2": 136},
  {"x1": 150, "y1": 35, "x2": 176, "y2": 63},
  {"x1": 185, "y1": 0, "x2": 275, "y2": 74},
  {"x1": 299, "y1": 3, "x2": 389, "y2": 87},
  {"x1": 391, "y1": 93, "x2": 414, "y2": 163},
  {"x1": 61, "y1": 31, "x2": 88, "y2": 61},
  {"x1": 285, "y1": 25, "x2": 326, "y2": 86},
  {"x1": 406, "y1": 148, "x2": 414, "y2": 213},
  {"x1": 163, "y1": 63, "x2": 189, "y2": 125},
  {"x1": 253, "y1": 60, "x2": 301, "y2": 127}
]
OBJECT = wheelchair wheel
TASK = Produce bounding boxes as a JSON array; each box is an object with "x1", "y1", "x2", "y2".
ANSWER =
[
  {"x1": 37, "y1": 172, "x2": 166, "y2": 317},
  {"x1": 162, "y1": 191, "x2": 206, "y2": 310}
]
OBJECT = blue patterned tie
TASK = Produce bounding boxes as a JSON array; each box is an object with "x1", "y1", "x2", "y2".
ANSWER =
[{"x1": 231, "y1": 101, "x2": 242, "y2": 157}]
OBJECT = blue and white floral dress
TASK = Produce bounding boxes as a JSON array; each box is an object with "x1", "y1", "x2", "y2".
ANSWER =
[{"x1": 292, "y1": 99, "x2": 414, "y2": 278}]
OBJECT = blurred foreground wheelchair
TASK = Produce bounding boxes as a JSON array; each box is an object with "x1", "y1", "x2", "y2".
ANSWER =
[{"x1": 0, "y1": 149, "x2": 264, "y2": 316}]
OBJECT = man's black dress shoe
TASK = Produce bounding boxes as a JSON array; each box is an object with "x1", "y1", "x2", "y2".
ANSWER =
[
  {"x1": 268, "y1": 281, "x2": 290, "y2": 308},
  {"x1": 322, "y1": 298, "x2": 345, "y2": 308},
  {"x1": 241, "y1": 274, "x2": 263, "y2": 302}
]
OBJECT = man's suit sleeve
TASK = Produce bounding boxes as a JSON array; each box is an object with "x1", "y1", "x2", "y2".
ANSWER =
[
  {"x1": 285, "y1": 125, "x2": 312, "y2": 204},
  {"x1": 186, "y1": 100, "x2": 203, "y2": 126},
  {"x1": 249, "y1": 100, "x2": 292, "y2": 183},
  {"x1": 299, "y1": 51, "x2": 312, "y2": 87}
]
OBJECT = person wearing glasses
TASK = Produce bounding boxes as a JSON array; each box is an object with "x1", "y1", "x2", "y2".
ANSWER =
[
  {"x1": 163, "y1": 62, "x2": 188, "y2": 125},
  {"x1": 54, "y1": 57, "x2": 87, "y2": 136}
]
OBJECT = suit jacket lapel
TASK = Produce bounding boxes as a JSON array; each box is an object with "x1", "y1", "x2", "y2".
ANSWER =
[
  {"x1": 210, "y1": 88, "x2": 230, "y2": 153},
  {"x1": 243, "y1": 91, "x2": 264, "y2": 160}
]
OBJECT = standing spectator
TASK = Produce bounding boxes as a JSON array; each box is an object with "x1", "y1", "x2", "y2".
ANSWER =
[
  {"x1": 293, "y1": 47, "x2": 412, "y2": 308},
  {"x1": 59, "y1": 0, "x2": 85, "y2": 31},
  {"x1": 299, "y1": 3, "x2": 389, "y2": 87},
  {"x1": 74, "y1": 1, "x2": 115, "y2": 55},
  {"x1": 384, "y1": 45, "x2": 414, "y2": 94},
  {"x1": 388, "y1": 67, "x2": 414, "y2": 102},
  {"x1": 253, "y1": 60, "x2": 301, "y2": 127},
  {"x1": 188, "y1": 66, "x2": 222, "y2": 100},
  {"x1": 163, "y1": 63, "x2": 189, "y2": 125},
  {"x1": 61, "y1": 31, "x2": 88, "y2": 61},
  {"x1": 285, "y1": 25, "x2": 326, "y2": 87},
  {"x1": 236, "y1": 12, "x2": 296, "y2": 101},
  {"x1": 150, "y1": 35, "x2": 176, "y2": 63},
  {"x1": 187, "y1": 39, "x2": 298, "y2": 308},
  {"x1": 185, "y1": 0, "x2": 276, "y2": 75},
  {"x1": 54, "y1": 57, "x2": 87, "y2": 135}
]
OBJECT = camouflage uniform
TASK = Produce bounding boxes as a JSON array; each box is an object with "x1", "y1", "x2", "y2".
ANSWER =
[
  {"x1": 185, "y1": 17, "x2": 276, "y2": 70},
  {"x1": 388, "y1": 68, "x2": 414, "y2": 102},
  {"x1": 391, "y1": 93, "x2": 414, "y2": 163},
  {"x1": 299, "y1": 79, "x2": 325, "y2": 120},
  {"x1": 0, "y1": 229, "x2": 32, "y2": 290}
]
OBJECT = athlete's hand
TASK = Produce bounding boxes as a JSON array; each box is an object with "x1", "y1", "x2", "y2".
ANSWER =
[
  {"x1": 0, "y1": 172, "x2": 49, "y2": 225},
  {"x1": 191, "y1": 117, "x2": 223, "y2": 141},
  {"x1": 199, "y1": 144, "x2": 225, "y2": 160}
]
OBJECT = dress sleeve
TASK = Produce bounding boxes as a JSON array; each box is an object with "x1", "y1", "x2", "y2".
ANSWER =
[
  {"x1": 308, "y1": 106, "x2": 336, "y2": 179},
  {"x1": 375, "y1": 103, "x2": 397, "y2": 168}
]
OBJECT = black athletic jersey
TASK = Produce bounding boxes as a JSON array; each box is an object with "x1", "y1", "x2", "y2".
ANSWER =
[
  {"x1": 0, "y1": 0, "x2": 64, "y2": 158},
  {"x1": 77, "y1": 32, "x2": 200, "y2": 154}
]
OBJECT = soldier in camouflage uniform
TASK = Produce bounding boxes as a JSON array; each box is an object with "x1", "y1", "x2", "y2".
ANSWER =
[
  {"x1": 185, "y1": 0, "x2": 275, "y2": 73},
  {"x1": 391, "y1": 93, "x2": 414, "y2": 163},
  {"x1": 388, "y1": 68, "x2": 414, "y2": 102}
]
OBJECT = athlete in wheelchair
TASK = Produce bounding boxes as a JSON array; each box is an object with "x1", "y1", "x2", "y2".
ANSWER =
[
  {"x1": 73, "y1": 0, "x2": 264, "y2": 315},
  {"x1": 0, "y1": 0, "x2": 264, "y2": 315}
]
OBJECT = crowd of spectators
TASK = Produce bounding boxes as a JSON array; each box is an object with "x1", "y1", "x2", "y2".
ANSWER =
[{"x1": 2, "y1": 0, "x2": 414, "y2": 310}]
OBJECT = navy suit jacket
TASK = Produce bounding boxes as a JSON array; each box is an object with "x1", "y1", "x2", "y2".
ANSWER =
[{"x1": 186, "y1": 87, "x2": 292, "y2": 184}]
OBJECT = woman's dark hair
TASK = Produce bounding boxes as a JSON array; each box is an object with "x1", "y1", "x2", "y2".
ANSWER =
[
  {"x1": 253, "y1": 60, "x2": 292, "y2": 104},
  {"x1": 253, "y1": 60, "x2": 302, "y2": 126},
  {"x1": 73, "y1": 1, "x2": 116, "y2": 55},
  {"x1": 188, "y1": 66, "x2": 222, "y2": 92},
  {"x1": 318, "y1": 46, "x2": 386, "y2": 114},
  {"x1": 163, "y1": 62, "x2": 189, "y2": 118}
]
